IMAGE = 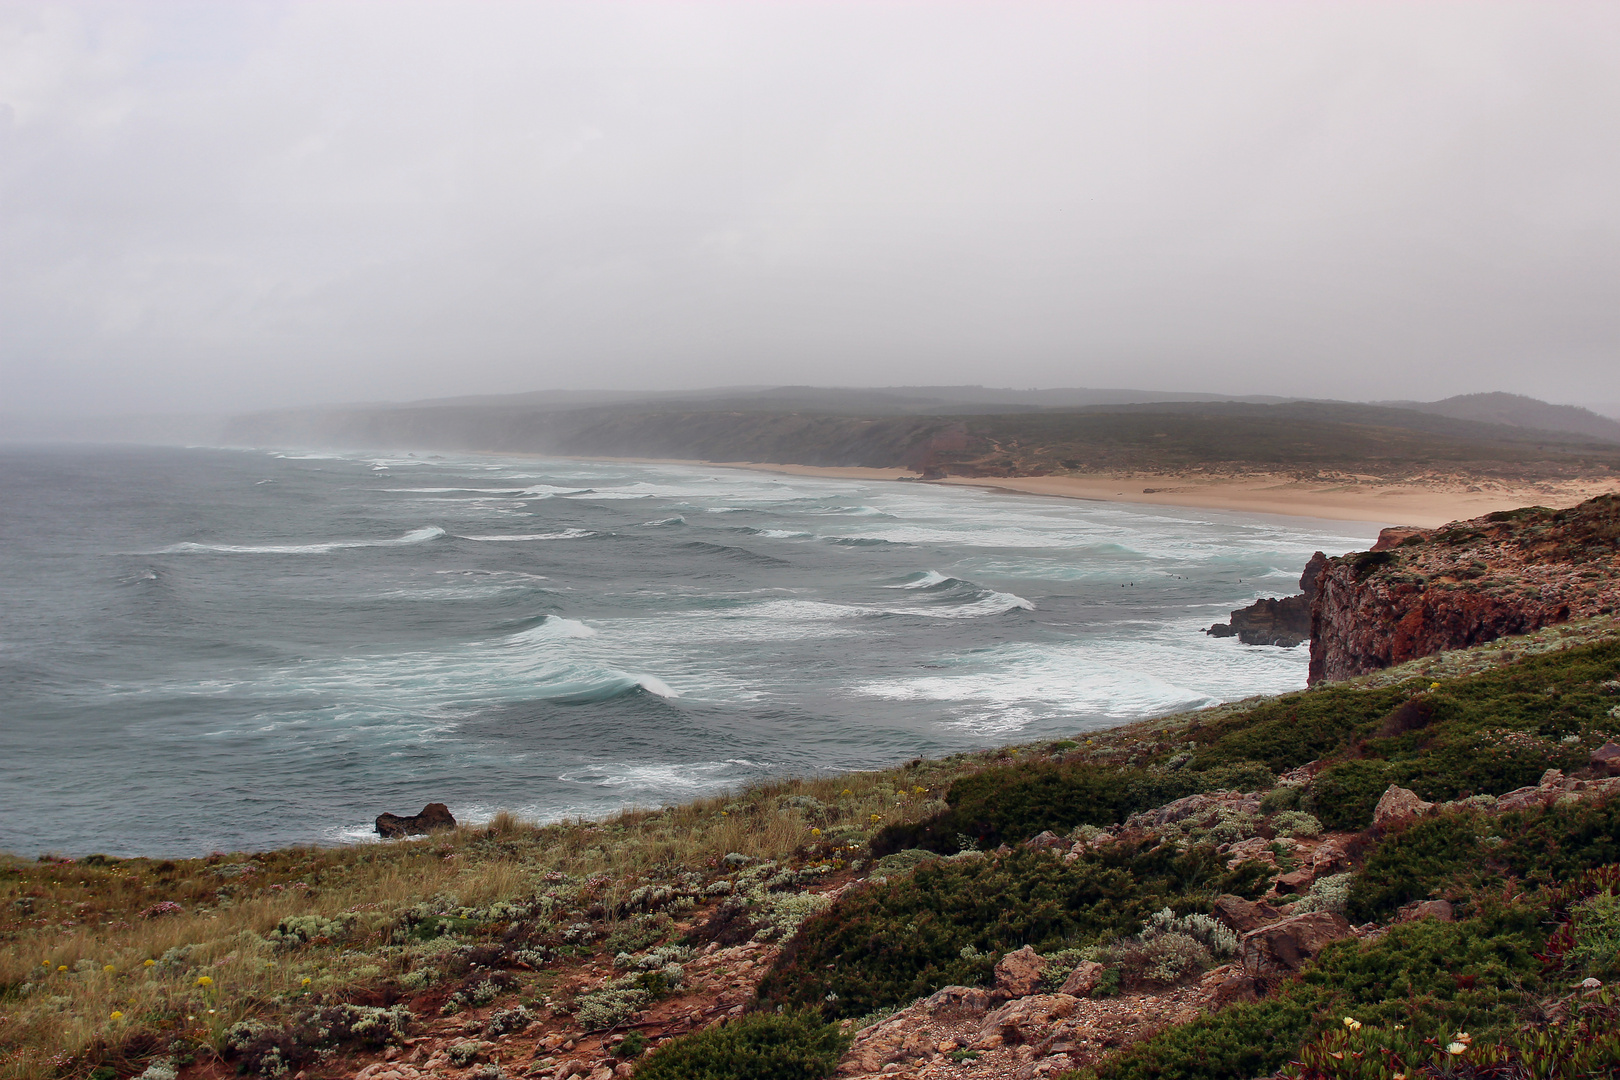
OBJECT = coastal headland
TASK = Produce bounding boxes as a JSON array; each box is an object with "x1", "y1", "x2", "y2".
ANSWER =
[{"x1": 224, "y1": 389, "x2": 1620, "y2": 529}]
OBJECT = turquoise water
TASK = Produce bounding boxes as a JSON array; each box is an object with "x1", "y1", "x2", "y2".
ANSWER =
[{"x1": 0, "y1": 444, "x2": 1378, "y2": 856}]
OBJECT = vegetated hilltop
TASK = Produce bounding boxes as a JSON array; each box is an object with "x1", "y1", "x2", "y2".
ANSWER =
[
  {"x1": 1382, "y1": 392, "x2": 1620, "y2": 446},
  {"x1": 5, "y1": 617, "x2": 1620, "y2": 1080},
  {"x1": 223, "y1": 394, "x2": 1620, "y2": 486},
  {"x1": 1309, "y1": 493, "x2": 1620, "y2": 683}
]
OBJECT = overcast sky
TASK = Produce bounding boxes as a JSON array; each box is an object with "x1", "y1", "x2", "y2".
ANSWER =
[{"x1": 3, "y1": 2, "x2": 1618, "y2": 416}]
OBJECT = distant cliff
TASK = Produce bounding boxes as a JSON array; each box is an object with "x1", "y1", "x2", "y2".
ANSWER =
[{"x1": 1308, "y1": 494, "x2": 1620, "y2": 682}]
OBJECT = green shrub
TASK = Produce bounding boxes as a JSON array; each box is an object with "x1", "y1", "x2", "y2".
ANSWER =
[
  {"x1": 1307, "y1": 760, "x2": 1408, "y2": 832},
  {"x1": 874, "y1": 760, "x2": 1274, "y2": 856},
  {"x1": 872, "y1": 763, "x2": 1151, "y2": 854},
  {"x1": 1259, "y1": 785, "x2": 1303, "y2": 814},
  {"x1": 1188, "y1": 685, "x2": 1415, "y2": 773},
  {"x1": 635, "y1": 1009, "x2": 849, "y2": 1080},
  {"x1": 1348, "y1": 800, "x2": 1620, "y2": 922},
  {"x1": 603, "y1": 913, "x2": 671, "y2": 955},
  {"x1": 612, "y1": 1031, "x2": 647, "y2": 1059},
  {"x1": 1571, "y1": 891, "x2": 1620, "y2": 978},
  {"x1": 1270, "y1": 811, "x2": 1323, "y2": 838},
  {"x1": 757, "y1": 844, "x2": 1268, "y2": 1019},
  {"x1": 1081, "y1": 905, "x2": 1549, "y2": 1080}
]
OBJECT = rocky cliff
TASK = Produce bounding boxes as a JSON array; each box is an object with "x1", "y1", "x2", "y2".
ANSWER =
[
  {"x1": 1308, "y1": 493, "x2": 1620, "y2": 682},
  {"x1": 1207, "y1": 552, "x2": 1328, "y2": 647}
]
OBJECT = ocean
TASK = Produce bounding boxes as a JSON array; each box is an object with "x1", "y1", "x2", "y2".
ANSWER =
[{"x1": 0, "y1": 444, "x2": 1379, "y2": 857}]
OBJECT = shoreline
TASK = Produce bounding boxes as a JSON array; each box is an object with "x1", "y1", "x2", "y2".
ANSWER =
[{"x1": 568, "y1": 455, "x2": 1616, "y2": 528}]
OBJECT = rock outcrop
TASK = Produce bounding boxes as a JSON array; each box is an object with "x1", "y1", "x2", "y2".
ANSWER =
[
  {"x1": 1370, "y1": 786, "x2": 1434, "y2": 834},
  {"x1": 1237, "y1": 911, "x2": 1353, "y2": 977},
  {"x1": 1309, "y1": 494, "x2": 1620, "y2": 682},
  {"x1": 375, "y1": 802, "x2": 456, "y2": 838},
  {"x1": 992, "y1": 946, "x2": 1046, "y2": 999},
  {"x1": 1207, "y1": 552, "x2": 1328, "y2": 647}
]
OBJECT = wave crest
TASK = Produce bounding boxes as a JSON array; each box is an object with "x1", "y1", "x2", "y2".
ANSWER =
[{"x1": 160, "y1": 526, "x2": 445, "y2": 555}]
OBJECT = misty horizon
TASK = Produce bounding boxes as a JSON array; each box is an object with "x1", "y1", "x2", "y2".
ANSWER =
[{"x1": 4, "y1": 3, "x2": 1619, "y2": 417}]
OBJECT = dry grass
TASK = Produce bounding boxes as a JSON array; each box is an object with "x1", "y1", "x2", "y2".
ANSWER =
[{"x1": 0, "y1": 755, "x2": 984, "y2": 1078}]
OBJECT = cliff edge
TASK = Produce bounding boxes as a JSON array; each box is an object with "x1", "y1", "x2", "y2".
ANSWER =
[{"x1": 1308, "y1": 492, "x2": 1620, "y2": 682}]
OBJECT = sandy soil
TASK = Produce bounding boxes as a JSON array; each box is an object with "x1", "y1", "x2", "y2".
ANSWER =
[
  {"x1": 929, "y1": 473, "x2": 1619, "y2": 528},
  {"x1": 586, "y1": 455, "x2": 1617, "y2": 529}
]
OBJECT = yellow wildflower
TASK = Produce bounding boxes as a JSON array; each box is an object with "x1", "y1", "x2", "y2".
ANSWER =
[
  {"x1": 810, "y1": 828, "x2": 821, "y2": 836},
  {"x1": 144, "y1": 959, "x2": 155, "y2": 967},
  {"x1": 195, "y1": 975, "x2": 213, "y2": 988},
  {"x1": 104, "y1": 964, "x2": 116, "y2": 974},
  {"x1": 110, "y1": 1011, "x2": 123, "y2": 1021},
  {"x1": 870, "y1": 814, "x2": 881, "y2": 822}
]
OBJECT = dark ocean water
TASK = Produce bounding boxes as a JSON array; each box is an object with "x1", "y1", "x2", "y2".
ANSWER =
[{"x1": 0, "y1": 444, "x2": 1379, "y2": 856}]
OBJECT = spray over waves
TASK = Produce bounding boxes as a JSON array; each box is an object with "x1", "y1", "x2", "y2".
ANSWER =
[
  {"x1": 159, "y1": 526, "x2": 445, "y2": 555},
  {"x1": 458, "y1": 528, "x2": 595, "y2": 542}
]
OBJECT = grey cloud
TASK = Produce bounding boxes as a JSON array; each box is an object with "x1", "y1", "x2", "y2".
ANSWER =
[{"x1": 2, "y1": 1, "x2": 1617, "y2": 416}]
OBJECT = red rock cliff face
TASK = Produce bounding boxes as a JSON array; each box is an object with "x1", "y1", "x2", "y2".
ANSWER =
[{"x1": 1308, "y1": 493, "x2": 1620, "y2": 683}]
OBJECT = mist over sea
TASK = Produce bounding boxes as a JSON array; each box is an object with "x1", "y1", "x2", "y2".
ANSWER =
[{"x1": 0, "y1": 445, "x2": 1379, "y2": 857}]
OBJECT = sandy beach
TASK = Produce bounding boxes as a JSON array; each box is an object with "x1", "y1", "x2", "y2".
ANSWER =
[{"x1": 596, "y1": 457, "x2": 1616, "y2": 529}]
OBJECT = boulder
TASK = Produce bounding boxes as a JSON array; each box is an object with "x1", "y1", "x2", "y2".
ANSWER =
[
  {"x1": 1272, "y1": 868, "x2": 1316, "y2": 895},
  {"x1": 1371, "y1": 786, "x2": 1432, "y2": 833},
  {"x1": 1592, "y1": 742, "x2": 1620, "y2": 777},
  {"x1": 977, "y1": 994, "x2": 1080, "y2": 1046},
  {"x1": 1310, "y1": 837, "x2": 1355, "y2": 875},
  {"x1": 1397, "y1": 899, "x2": 1455, "y2": 923},
  {"x1": 1197, "y1": 964, "x2": 1258, "y2": 1009},
  {"x1": 1057, "y1": 960, "x2": 1106, "y2": 997},
  {"x1": 993, "y1": 946, "x2": 1046, "y2": 999},
  {"x1": 918, "y1": 985, "x2": 994, "y2": 1018},
  {"x1": 375, "y1": 802, "x2": 456, "y2": 839},
  {"x1": 1027, "y1": 830, "x2": 1068, "y2": 852},
  {"x1": 839, "y1": 1010, "x2": 941, "y2": 1075},
  {"x1": 1238, "y1": 911, "x2": 1353, "y2": 977},
  {"x1": 1212, "y1": 895, "x2": 1284, "y2": 934}
]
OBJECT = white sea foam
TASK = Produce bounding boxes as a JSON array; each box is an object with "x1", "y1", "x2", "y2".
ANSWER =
[
  {"x1": 891, "y1": 590, "x2": 1035, "y2": 619},
  {"x1": 885, "y1": 570, "x2": 951, "y2": 589},
  {"x1": 557, "y1": 758, "x2": 765, "y2": 793},
  {"x1": 507, "y1": 617, "x2": 598, "y2": 641},
  {"x1": 160, "y1": 526, "x2": 445, "y2": 555},
  {"x1": 457, "y1": 528, "x2": 595, "y2": 541}
]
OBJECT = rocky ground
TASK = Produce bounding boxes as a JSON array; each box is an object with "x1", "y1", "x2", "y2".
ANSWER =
[{"x1": 284, "y1": 744, "x2": 1619, "y2": 1080}]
